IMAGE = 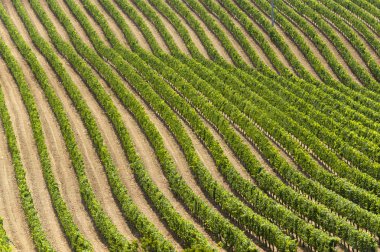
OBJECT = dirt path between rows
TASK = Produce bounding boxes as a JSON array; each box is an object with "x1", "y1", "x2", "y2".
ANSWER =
[
  {"x1": 218, "y1": 1, "x2": 276, "y2": 70},
  {"x1": 45, "y1": 54, "x2": 138, "y2": 242},
  {"x1": 103, "y1": 66, "x2": 224, "y2": 249},
  {"x1": 38, "y1": 0, "x2": 95, "y2": 49},
  {"x1": 201, "y1": 118, "x2": 253, "y2": 182},
  {"x1": 0, "y1": 64, "x2": 36, "y2": 252},
  {"x1": 276, "y1": 7, "x2": 338, "y2": 79},
  {"x1": 91, "y1": 0, "x2": 130, "y2": 48},
  {"x1": 57, "y1": 0, "x2": 111, "y2": 47},
  {"x1": 236, "y1": 0, "x2": 293, "y2": 72},
  {"x1": 323, "y1": 18, "x2": 371, "y2": 73},
  {"x1": 0, "y1": 46, "x2": 70, "y2": 251},
  {"x1": 349, "y1": 24, "x2": 380, "y2": 65},
  {"x1": 161, "y1": 0, "x2": 210, "y2": 58},
  {"x1": 125, "y1": 0, "x2": 170, "y2": 53},
  {"x1": 145, "y1": 0, "x2": 190, "y2": 55},
  {"x1": 281, "y1": 0, "x2": 362, "y2": 84},
  {"x1": 180, "y1": 1, "x2": 233, "y2": 63},
  {"x1": 198, "y1": 1, "x2": 252, "y2": 65},
  {"x1": 8, "y1": 1, "x2": 117, "y2": 249},
  {"x1": 107, "y1": 0, "x2": 151, "y2": 51},
  {"x1": 100, "y1": 86, "x2": 184, "y2": 250},
  {"x1": 247, "y1": 0, "x2": 320, "y2": 80}
]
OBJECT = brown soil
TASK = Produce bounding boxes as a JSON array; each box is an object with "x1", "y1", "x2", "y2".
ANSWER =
[
  {"x1": 199, "y1": 1, "x2": 252, "y2": 65},
  {"x1": 320, "y1": 3, "x2": 379, "y2": 59},
  {"x1": 163, "y1": 1, "x2": 210, "y2": 58},
  {"x1": 201, "y1": 118, "x2": 254, "y2": 182},
  {"x1": 104, "y1": 68, "x2": 223, "y2": 249},
  {"x1": 247, "y1": 0, "x2": 320, "y2": 80},
  {"x1": 0, "y1": 51, "x2": 70, "y2": 251},
  {"x1": 278, "y1": 8, "x2": 338, "y2": 79},
  {"x1": 182, "y1": 1, "x2": 233, "y2": 63},
  {"x1": 302, "y1": 15, "x2": 361, "y2": 84},
  {"x1": 146, "y1": 0, "x2": 190, "y2": 55},
  {"x1": 85, "y1": 67, "x2": 184, "y2": 248},
  {"x1": 323, "y1": 18, "x2": 371, "y2": 73},
  {"x1": 280, "y1": 0, "x2": 362, "y2": 84},
  {"x1": 274, "y1": 23, "x2": 320, "y2": 79},
  {"x1": 92, "y1": 0, "x2": 131, "y2": 48},
  {"x1": 232, "y1": 125, "x2": 279, "y2": 178},
  {"x1": 38, "y1": 0, "x2": 95, "y2": 49},
  {"x1": 48, "y1": 54, "x2": 138, "y2": 242},
  {"x1": 243, "y1": 1, "x2": 319, "y2": 79},
  {"x1": 181, "y1": 116, "x2": 234, "y2": 192},
  {"x1": 233, "y1": 0, "x2": 294, "y2": 72},
  {"x1": 108, "y1": 0, "x2": 151, "y2": 51},
  {"x1": 218, "y1": 1, "x2": 276, "y2": 70},
  {"x1": 348, "y1": 24, "x2": 380, "y2": 65},
  {"x1": 5, "y1": 1, "x2": 94, "y2": 248},
  {"x1": 58, "y1": 0, "x2": 111, "y2": 47},
  {"x1": 0, "y1": 70, "x2": 36, "y2": 252},
  {"x1": 285, "y1": 1, "x2": 368, "y2": 84},
  {"x1": 8, "y1": 2, "x2": 120, "y2": 249},
  {"x1": 127, "y1": 0, "x2": 171, "y2": 53},
  {"x1": 27, "y1": 0, "x2": 70, "y2": 42}
]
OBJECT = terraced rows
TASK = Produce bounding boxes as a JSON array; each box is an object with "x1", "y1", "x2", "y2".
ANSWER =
[{"x1": 0, "y1": 0, "x2": 379, "y2": 251}]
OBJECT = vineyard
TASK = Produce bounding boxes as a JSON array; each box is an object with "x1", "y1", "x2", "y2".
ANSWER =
[{"x1": 0, "y1": 0, "x2": 379, "y2": 251}]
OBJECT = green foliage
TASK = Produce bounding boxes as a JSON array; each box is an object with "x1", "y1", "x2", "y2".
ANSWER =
[
  {"x1": 3, "y1": 0, "x2": 380, "y2": 251},
  {"x1": 0, "y1": 6, "x2": 87, "y2": 250},
  {"x1": 285, "y1": 0, "x2": 380, "y2": 90},
  {"x1": 215, "y1": 0, "x2": 289, "y2": 74},
  {"x1": 0, "y1": 216, "x2": 12, "y2": 250},
  {"x1": 58, "y1": 0, "x2": 259, "y2": 250},
  {"x1": 9, "y1": 0, "x2": 142, "y2": 250},
  {"x1": 259, "y1": 0, "x2": 380, "y2": 116},
  {"x1": 0, "y1": 46, "x2": 52, "y2": 252},
  {"x1": 28, "y1": 0, "x2": 213, "y2": 249}
]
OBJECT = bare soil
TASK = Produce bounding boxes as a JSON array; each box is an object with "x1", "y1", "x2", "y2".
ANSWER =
[
  {"x1": 0, "y1": 66, "x2": 36, "y2": 252},
  {"x1": 323, "y1": 18, "x2": 371, "y2": 73},
  {"x1": 248, "y1": 0, "x2": 320, "y2": 80},
  {"x1": 281, "y1": 0, "x2": 362, "y2": 84},
  {"x1": 277, "y1": 7, "x2": 338, "y2": 79},
  {"x1": 201, "y1": 118, "x2": 254, "y2": 182},
  {"x1": 0, "y1": 51, "x2": 70, "y2": 251},
  {"x1": 60, "y1": 0, "x2": 111, "y2": 47},
  {"x1": 165, "y1": 1, "x2": 210, "y2": 58},
  {"x1": 182, "y1": 1, "x2": 233, "y2": 63},
  {"x1": 92, "y1": 0, "x2": 131, "y2": 48},
  {"x1": 89, "y1": 67, "x2": 184, "y2": 249},
  {"x1": 146, "y1": 0, "x2": 190, "y2": 54},
  {"x1": 128, "y1": 0, "x2": 171, "y2": 53},
  {"x1": 8, "y1": 2, "x2": 117, "y2": 249},
  {"x1": 218, "y1": 1, "x2": 276, "y2": 70},
  {"x1": 105, "y1": 67, "x2": 224, "y2": 249},
  {"x1": 200, "y1": 1, "x2": 252, "y2": 65},
  {"x1": 48, "y1": 54, "x2": 138, "y2": 242},
  {"x1": 108, "y1": 0, "x2": 152, "y2": 51}
]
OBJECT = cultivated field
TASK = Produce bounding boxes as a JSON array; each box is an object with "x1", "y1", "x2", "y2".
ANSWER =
[{"x1": 0, "y1": 0, "x2": 380, "y2": 251}]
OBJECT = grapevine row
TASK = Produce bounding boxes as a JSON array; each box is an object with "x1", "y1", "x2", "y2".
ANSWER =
[
  {"x1": 263, "y1": 0, "x2": 380, "y2": 125},
  {"x1": 204, "y1": 60, "x2": 380, "y2": 200},
  {"x1": 0, "y1": 6, "x2": 94, "y2": 250},
  {"x1": 39, "y1": 0, "x2": 260, "y2": 249},
  {"x1": 0, "y1": 218, "x2": 11, "y2": 251},
  {"x1": 170, "y1": 58, "x2": 377, "y2": 250},
  {"x1": 0, "y1": 39, "x2": 54, "y2": 251},
  {"x1": 14, "y1": 0, "x2": 181, "y2": 250},
  {"x1": 64, "y1": 0, "x2": 297, "y2": 249},
  {"x1": 94, "y1": 0, "x2": 377, "y2": 249},
  {"x1": 306, "y1": 0, "x2": 380, "y2": 86},
  {"x1": 285, "y1": 0, "x2": 380, "y2": 89}
]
